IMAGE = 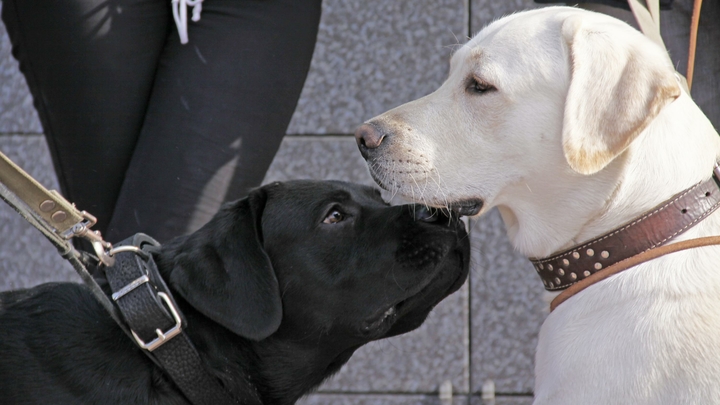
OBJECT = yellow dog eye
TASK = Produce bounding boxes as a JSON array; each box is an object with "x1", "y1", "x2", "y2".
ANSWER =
[
  {"x1": 323, "y1": 210, "x2": 344, "y2": 224},
  {"x1": 468, "y1": 77, "x2": 494, "y2": 94}
]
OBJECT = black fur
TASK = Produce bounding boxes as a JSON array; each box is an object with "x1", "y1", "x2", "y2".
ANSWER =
[{"x1": 0, "y1": 181, "x2": 470, "y2": 405}]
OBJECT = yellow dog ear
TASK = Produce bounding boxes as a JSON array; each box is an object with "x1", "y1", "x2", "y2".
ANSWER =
[{"x1": 561, "y1": 14, "x2": 681, "y2": 175}]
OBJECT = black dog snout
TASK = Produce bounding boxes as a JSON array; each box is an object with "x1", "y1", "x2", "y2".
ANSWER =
[
  {"x1": 411, "y1": 206, "x2": 454, "y2": 224},
  {"x1": 414, "y1": 206, "x2": 437, "y2": 223}
]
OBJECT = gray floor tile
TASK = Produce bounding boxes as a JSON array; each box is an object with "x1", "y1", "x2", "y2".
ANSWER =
[
  {"x1": 0, "y1": 5, "x2": 43, "y2": 134},
  {"x1": 469, "y1": 395, "x2": 533, "y2": 405},
  {"x1": 286, "y1": 0, "x2": 467, "y2": 135},
  {"x1": 299, "y1": 393, "x2": 470, "y2": 405},
  {"x1": 263, "y1": 135, "x2": 412, "y2": 207},
  {"x1": 469, "y1": 210, "x2": 546, "y2": 394},
  {"x1": 263, "y1": 136, "x2": 374, "y2": 186},
  {"x1": 470, "y1": 0, "x2": 539, "y2": 35}
]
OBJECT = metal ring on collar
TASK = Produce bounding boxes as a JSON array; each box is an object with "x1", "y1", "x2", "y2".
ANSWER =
[{"x1": 108, "y1": 245, "x2": 150, "y2": 260}]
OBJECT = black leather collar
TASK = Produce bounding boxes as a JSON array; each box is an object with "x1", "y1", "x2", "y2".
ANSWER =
[{"x1": 104, "y1": 234, "x2": 240, "y2": 405}]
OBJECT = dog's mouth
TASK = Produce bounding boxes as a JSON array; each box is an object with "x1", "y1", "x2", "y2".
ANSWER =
[
  {"x1": 448, "y1": 198, "x2": 483, "y2": 217},
  {"x1": 367, "y1": 166, "x2": 484, "y2": 218},
  {"x1": 360, "y1": 249, "x2": 468, "y2": 337},
  {"x1": 361, "y1": 285, "x2": 430, "y2": 337},
  {"x1": 361, "y1": 305, "x2": 401, "y2": 333}
]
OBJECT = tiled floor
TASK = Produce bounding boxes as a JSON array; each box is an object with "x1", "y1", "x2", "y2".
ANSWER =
[{"x1": 0, "y1": 1, "x2": 544, "y2": 404}]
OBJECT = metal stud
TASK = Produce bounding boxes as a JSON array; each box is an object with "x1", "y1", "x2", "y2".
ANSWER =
[
  {"x1": 547, "y1": 264, "x2": 553, "y2": 271},
  {"x1": 572, "y1": 252, "x2": 580, "y2": 259},
  {"x1": 562, "y1": 259, "x2": 570, "y2": 267},
  {"x1": 558, "y1": 269, "x2": 565, "y2": 276},
  {"x1": 601, "y1": 251, "x2": 609, "y2": 258},
  {"x1": 586, "y1": 249, "x2": 594, "y2": 256},
  {"x1": 51, "y1": 211, "x2": 67, "y2": 222},
  {"x1": 548, "y1": 281, "x2": 554, "y2": 288},
  {"x1": 539, "y1": 263, "x2": 544, "y2": 270},
  {"x1": 570, "y1": 272, "x2": 577, "y2": 280},
  {"x1": 594, "y1": 262, "x2": 602, "y2": 270},
  {"x1": 554, "y1": 277, "x2": 561, "y2": 285},
  {"x1": 39, "y1": 200, "x2": 56, "y2": 212},
  {"x1": 583, "y1": 270, "x2": 591, "y2": 277}
]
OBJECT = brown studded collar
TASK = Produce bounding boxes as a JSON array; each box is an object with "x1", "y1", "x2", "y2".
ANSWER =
[{"x1": 531, "y1": 165, "x2": 720, "y2": 291}]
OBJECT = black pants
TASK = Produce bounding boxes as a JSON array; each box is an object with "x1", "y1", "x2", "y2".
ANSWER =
[{"x1": 2, "y1": 0, "x2": 321, "y2": 242}]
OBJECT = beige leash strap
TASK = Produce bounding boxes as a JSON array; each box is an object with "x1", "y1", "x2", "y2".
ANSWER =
[
  {"x1": 0, "y1": 150, "x2": 129, "y2": 328},
  {"x1": 0, "y1": 149, "x2": 115, "y2": 265},
  {"x1": 627, "y1": 0, "x2": 702, "y2": 92},
  {"x1": 627, "y1": 0, "x2": 665, "y2": 49},
  {"x1": 0, "y1": 149, "x2": 83, "y2": 235},
  {"x1": 550, "y1": 235, "x2": 720, "y2": 311},
  {"x1": 686, "y1": 0, "x2": 703, "y2": 90}
]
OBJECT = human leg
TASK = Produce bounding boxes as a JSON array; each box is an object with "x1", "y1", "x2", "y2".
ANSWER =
[
  {"x1": 107, "y1": 0, "x2": 322, "y2": 242},
  {"x1": 1, "y1": 0, "x2": 170, "y2": 235}
]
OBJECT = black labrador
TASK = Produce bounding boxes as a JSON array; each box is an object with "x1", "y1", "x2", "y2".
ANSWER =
[{"x1": 0, "y1": 180, "x2": 470, "y2": 405}]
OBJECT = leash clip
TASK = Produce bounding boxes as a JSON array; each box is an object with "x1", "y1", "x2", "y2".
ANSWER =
[
  {"x1": 65, "y1": 212, "x2": 154, "y2": 268},
  {"x1": 64, "y1": 211, "x2": 116, "y2": 267}
]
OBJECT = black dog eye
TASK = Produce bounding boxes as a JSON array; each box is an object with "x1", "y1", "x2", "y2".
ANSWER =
[
  {"x1": 467, "y1": 77, "x2": 494, "y2": 94},
  {"x1": 323, "y1": 210, "x2": 345, "y2": 224}
]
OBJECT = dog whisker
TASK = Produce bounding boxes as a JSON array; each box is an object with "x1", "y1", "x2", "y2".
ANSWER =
[{"x1": 408, "y1": 173, "x2": 422, "y2": 202}]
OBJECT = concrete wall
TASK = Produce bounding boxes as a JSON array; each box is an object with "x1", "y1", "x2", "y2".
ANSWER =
[{"x1": 0, "y1": 1, "x2": 545, "y2": 404}]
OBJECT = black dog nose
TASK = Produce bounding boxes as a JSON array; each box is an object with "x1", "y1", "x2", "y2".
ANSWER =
[
  {"x1": 355, "y1": 123, "x2": 386, "y2": 159},
  {"x1": 413, "y1": 206, "x2": 445, "y2": 223}
]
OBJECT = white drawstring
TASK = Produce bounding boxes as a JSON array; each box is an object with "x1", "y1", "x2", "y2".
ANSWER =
[{"x1": 171, "y1": 0, "x2": 203, "y2": 44}]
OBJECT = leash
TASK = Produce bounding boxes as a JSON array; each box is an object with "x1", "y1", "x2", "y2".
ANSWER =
[
  {"x1": 686, "y1": 0, "x2": 703, "y2": 90},
  {"x1": 627, "y1": 0, "x2": 703, "y2": 91},
  {"x1": 0, "y1": 149, "x2": 239, "y2": 404},
  {"x1": 0, "y1": 150, "x2": 127, "y2": 329}
]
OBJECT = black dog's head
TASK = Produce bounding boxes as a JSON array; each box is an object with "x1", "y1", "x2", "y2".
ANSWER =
[{"x1": 159, "y1": 180, "x2": 469, "y2": 403}]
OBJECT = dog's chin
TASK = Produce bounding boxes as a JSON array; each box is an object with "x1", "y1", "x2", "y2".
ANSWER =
[{"x1": 360, "y1": 250, "x2": 469, "y2": 339}]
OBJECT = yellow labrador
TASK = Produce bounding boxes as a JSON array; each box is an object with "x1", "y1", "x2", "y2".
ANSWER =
[{"x1": 355, "y1": 6, "x2": 720, "y2": 405}]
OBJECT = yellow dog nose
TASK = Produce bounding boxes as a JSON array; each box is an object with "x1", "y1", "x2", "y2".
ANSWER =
[{"x1": 354, "y1": 123, "x2": 386, "y2": 159}]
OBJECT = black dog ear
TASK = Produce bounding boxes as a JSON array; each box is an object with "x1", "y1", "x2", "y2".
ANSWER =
[{"x1": 166, "y1": 187, "x2": 282, "y2": 341}]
